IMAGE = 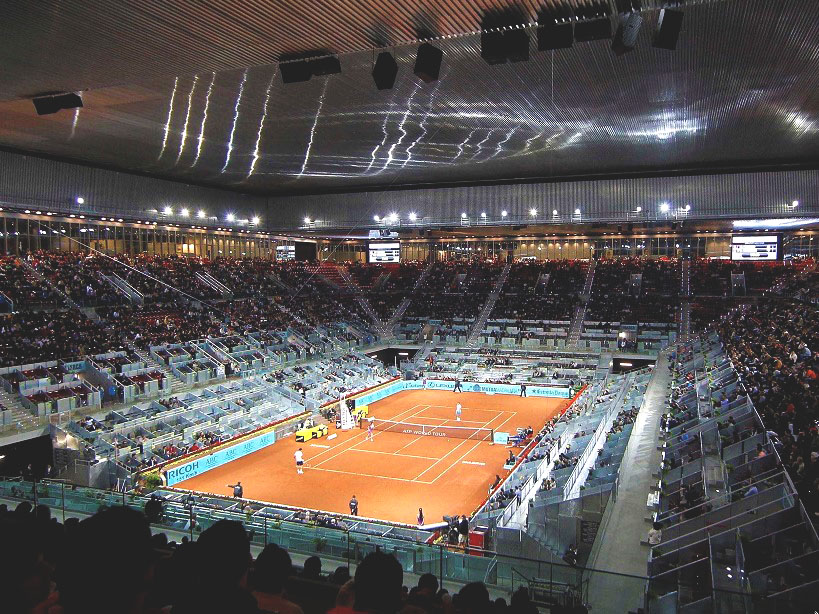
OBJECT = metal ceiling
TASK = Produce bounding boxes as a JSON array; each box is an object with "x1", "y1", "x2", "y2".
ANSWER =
[{"x1": 0, "y1": 0, "x2": 817, "y2": 197}]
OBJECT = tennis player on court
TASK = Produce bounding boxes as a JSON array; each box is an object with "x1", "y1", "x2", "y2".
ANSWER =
[
  {"x1": 294, "y1": 447, "x2": 304, "y2": 474},
  {"x1": 455, "y1": 402, "x2": 462, "y2": 421},
  {"x1": 366, "y1": 417, "x2": 375, "y2": 442}
]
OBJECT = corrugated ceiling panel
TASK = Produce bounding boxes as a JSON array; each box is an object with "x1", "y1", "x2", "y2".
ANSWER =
[{"x1": 267, "y1": 169, "x2": 819, "y2": 227}]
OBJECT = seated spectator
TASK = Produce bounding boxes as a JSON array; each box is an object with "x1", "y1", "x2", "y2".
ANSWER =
[
  {"x1": 173, "y1": 519, "x2": 258, "y2": 614},
  {"x1": 251, "y1": 544, "x2": 303, "y2": 614},
  {"x1": 301, "y1": 555, "x2": 322, "y2": 581},
  {"x1": 57, "y1": 506, "x2": 154, "y2": 614},
  {"x1": 353, "y1": 551, "x2": 404, "y2": 614}
]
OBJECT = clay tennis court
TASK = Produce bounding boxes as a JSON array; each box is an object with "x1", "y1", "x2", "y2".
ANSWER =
[{"x1": 176, "y1": 389, "x2": 572, "y2": 525}]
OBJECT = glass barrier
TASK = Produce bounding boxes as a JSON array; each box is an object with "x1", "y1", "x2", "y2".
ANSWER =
[{"x1": 1, "y1": 478, "x2": 816, "y2": 613}]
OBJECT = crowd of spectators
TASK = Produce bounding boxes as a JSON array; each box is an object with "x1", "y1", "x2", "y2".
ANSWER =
[
  {"x1": 405, "y1": 260, "x2": 503, "y2": 321},
  {"x1": 713, "y1": 301, "x2": 819, "y2": 516},
  {"x1": 366, "y1": 261, "x2": 426, "y2": 320},
  {"x1": 585, "y1": 259, "x2": 678, "y2": 324},
  {"x1": 0, "y1": 310, "x2": 119, "y2": 365},
  {"x1": 608, "y1": 406, "x2": 640, "y2": 435},
  {"x1": 31, "y1": 251, "x2": 126, "y2": 307},
  {"x1": 490, "y1": 260, "x2": 585, "y2": 322},
  {"x1": 0, "y1": 255, "x2": 55, "y2": 309},
  {"x1": 0, "y1": 250, "x2": 388, "y2": 366},
  {"x1": 0, "y1": 502, "x2": 545, "y2": 614},
  {"x1": 690, "y1": 259, "x2": 802, "y2": 297}
]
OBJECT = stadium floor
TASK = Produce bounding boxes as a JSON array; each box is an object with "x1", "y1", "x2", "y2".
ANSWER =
[{"x1": 176, "y1": 389, "x2": 571, "y2": 525}]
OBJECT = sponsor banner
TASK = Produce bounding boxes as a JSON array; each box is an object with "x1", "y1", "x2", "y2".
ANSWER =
[
  {"x1": 423, "y1": 380, "x2": 572, "y2": 398},
  {"x1": 351, "y1": 381, "x2": 405, "y2": 407},
  {"x1": 527, "y1": 385, "x2": 572, "y2": 399},
  {"x1": 344, "y1": 378, "x2": 571, "y2": 411},
  {"x1": 493, "y1": 431, "x2": 510, "y2": 445},
  {"x1": 165, "y1": 431, "x2": 276, "y2": 486}
]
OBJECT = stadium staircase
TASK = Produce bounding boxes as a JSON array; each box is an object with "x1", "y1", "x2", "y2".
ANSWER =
[
  {"x1": 384, "y1": 260, "x2": 435, "y2": 334},
  {"x1": 101, "y1": 272, "x2": 144, "y2": 305},
  {"x1": 267, "y1": 271, "x2": 295, "y2": 294},
  {"x1": 0, "y1": 386, "x2": 39, "y2": 432},
  {"x1": 638, "y1": 337, "x2": 819, "y2": 612},
  {"x1": 679, "y1": 260, "x2": 691, "y2": 341},
  {"x1": 195, "y1": 271, "x2": 233, "y2": 299},
  {"x1": 337, "y1": 268, "x2": 390, "y2": 336},
  {"x1": 20, "y1": 259, "x2": 101, "y2": 320},
  {"x1": 130, "y1": 347, "x2": 188, "y2": 395},
  {"x1": 566, "y1": 261, "x2": 596, "y2": 347},
  {"x1": 467, "y1": 261, "x2": 511, "y2": 345},
  {"x1": 309, "y1": 263, "x2": 387, "y2": 335}
]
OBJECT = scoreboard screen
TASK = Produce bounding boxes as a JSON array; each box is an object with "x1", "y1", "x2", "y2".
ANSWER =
[
  {"x1": 276, "y1": 245, "x2": 295, "y2": 261},
  {"x1": 368, "y1": 242, "x2": 400, "y2": 263},
  {"x1": 731, "y1": 235, "x2": 781, "y2": 261}
]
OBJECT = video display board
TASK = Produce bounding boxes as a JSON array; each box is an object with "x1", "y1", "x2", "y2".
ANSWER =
[
  {"x1": 276, "y1": 245, "x2": 295, "y2": 261},
  {"x1": 367, "y1": 242, "x2": 401, "y2": 263},
  {"x1": 731, "y1": 235, "x2": 781, "y2": 261}
]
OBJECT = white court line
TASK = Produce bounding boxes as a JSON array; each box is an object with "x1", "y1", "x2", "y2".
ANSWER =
[
  {"x1": 411, "y1": 410, "x2": 505, "y2": 481},
  {"x1": 426, "y1": 404, "x2": 508, "y2": 414},
  {"x1": 343, "y1": 448, "x2": 439, "y2": 461},
  {"x1": 358, "y1": 404, "x2": 433, "y2": 455},
  {"x1": 427, "y1": 410, "x2": 518, "y2": 484},
  {"x1": 307, "y1": 466, "x2": 429, "y2": 483},
  {"x1": 379, "y1": 407, "x2": 493, "y2": 459},
  {"x1": 306, "y1": 403, "x2": 425, "y2": 466}
]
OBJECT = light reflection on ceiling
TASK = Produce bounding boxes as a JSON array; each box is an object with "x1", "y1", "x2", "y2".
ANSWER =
[{"x1": 0, "y1": 0, "x2": 816, "y2": 196}]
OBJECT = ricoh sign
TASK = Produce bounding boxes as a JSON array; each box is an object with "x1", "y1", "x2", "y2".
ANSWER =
[{"x1": 164, "y1": 432, "x2": 276, "y2": 486}]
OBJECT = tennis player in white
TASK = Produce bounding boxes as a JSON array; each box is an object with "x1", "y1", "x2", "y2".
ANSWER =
[
  {"x1": 294, "y1": 447, "x2": 304, "y2": 474},
  {"x1": 455, "y1": 402, "x2": 462, "y2": 421},
  {"x1": 366, "y1": 418, "x2": 375, "y2": 442}
]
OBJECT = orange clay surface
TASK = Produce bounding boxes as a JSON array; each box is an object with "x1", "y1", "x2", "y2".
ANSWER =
[{"x1": 177, "y1": 389, "x2": 570, "y2": 525}]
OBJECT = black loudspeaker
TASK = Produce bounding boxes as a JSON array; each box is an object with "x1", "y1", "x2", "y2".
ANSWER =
[
  {"x1": 575, "y1": 18, "x2": 612, "y2": 42},
  {"x1": 414, "y1": 43, "x2": 443, "y2": 83},
  {"x1": 372, "y1": 51, "x2": 398, "y2": 90},
  {"x1": 612, "y1": 13, "x2": 643, "y2": 55},
  {"x1": 537, "y1": 22, "x2": 574, "y2": 50},
  {"x1": 506, "y1": 28, "x2": 530, "y2": 62},
  {"x1": 280, "y1": 61, "x2": 311, "y2": 83},
  {"x1": 481, "y1": 30, "x2": 507, "y2": 65},
  {"x1": 309, "y1": 56, "x2": 341, "y2": 76},
  {"x1": 482, "y1": 28, "x2": 530, "y2": 64},
  {"x1": 654, "y1": 9, "x2": 683, "y2": 50},
  {"x1": 32, "y1": 93, "x2": 83, "y2": 116}
]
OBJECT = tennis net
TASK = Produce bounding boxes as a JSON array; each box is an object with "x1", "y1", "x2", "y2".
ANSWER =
[{"x1": 362, "y1": 418, "x2": 493, "y2": 442}]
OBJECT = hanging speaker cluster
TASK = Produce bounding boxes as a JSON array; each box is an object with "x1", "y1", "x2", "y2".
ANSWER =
[
  {"x1": 32, "y1": 92, "x2": 83, "y2": 115},
  {"x1": 372, "y1": 51, "x2": 398, "y2": 90},
  {"x1": 654, "y1": 8, "x2": 684, "y2": 50},
  {"x1": 481, "y1": 11, "x2": 530, "y2": 65},
  {"x1": 279, "y1": 50, "x2": 342, "y2": 84},
  {"x1": 273, "y1": 1, "x2": 683, "y2": 95},
  {"x1": 612, "y1": 0, "x2": 644, "y2": 55},
  {"x1": 413, "y1": 43, "x2": 443, "y2": 83},
  {"x1": 535, "y1": 0, "x2": 682, "y2": 57}
]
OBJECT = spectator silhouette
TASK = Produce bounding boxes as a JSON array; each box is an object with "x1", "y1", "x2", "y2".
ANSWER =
[
  {"x1": 251, "y1": 543, "x2": 303, "y2": 614},
  {"x1": 302, "y1": 555, "x2": 322, "y2": 580},
  {"x1": 353, "y1": 551, "x2": 404, "y2": 614},
  {"x1": 509, "y1": 587, "x2": 538, "y2": 614},
  {"x1": 453, "y1": 582, "x2": 491, "y2": 614},
  {"x1": 173, "y1": 519, "x2": 257, "y2": 614},
  {"x1": 57, "y1": 506, "x2": 154, "y2": 614}
]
